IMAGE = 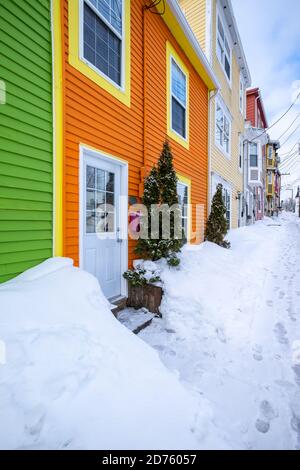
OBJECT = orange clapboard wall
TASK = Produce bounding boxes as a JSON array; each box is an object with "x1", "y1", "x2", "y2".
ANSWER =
[{"x1": 62, "y1": 0, "x2": 208, "y2": 266}]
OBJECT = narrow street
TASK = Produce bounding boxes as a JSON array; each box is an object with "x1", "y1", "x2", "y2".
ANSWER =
[{"x1": 140, "y1": 213, "x2": 300, "y2": 450}]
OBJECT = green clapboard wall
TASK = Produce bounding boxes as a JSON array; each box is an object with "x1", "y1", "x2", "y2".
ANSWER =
[{"x1": 0, "y1": 0, "x2": 53, "y2": 283}]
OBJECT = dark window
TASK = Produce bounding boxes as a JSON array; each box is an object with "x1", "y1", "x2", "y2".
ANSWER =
[
  {"x1": 83, "y1": 2, "x2": 121, "y2": 86},
  {"x1": 172, "y1": 98, "x2": 186, "y2": 139},
  {"x1": 171, "y1": 59, "x2": 186, "y2": 138},
  {"x1": 250, "y1": 143, "x2": 258, "y2": 167}
]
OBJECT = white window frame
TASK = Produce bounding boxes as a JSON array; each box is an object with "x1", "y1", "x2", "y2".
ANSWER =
[
  {"x1": 216, "y1": 9, "x2": 232, "y2": 85},
  {"x1": 79, "y1": 0, "x2": 126, "y2": 91},
  {"x1": 170, "y1": 56, "x2": 188, "y2": 141},
  {"x1": 177, "y1": 181, "x2": 190, "y2": 242},
  {"x1": 215, "y1": 98, "x2": 231, "y2": 158},
  {"x1": 239, "y1": 73, "x2": 245, "y2": 115}
]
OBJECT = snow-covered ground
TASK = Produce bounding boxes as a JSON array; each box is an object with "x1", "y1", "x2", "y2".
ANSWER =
[
  {"x1": 0, "y1": 212, "x2": 299, "y2": 450},
  {"x1": 140, "y1": 212, "x2": 300, "y2": 450}
]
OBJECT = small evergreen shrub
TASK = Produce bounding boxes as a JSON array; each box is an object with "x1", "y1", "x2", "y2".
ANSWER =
[
  {"x1": 135, "y1": 141, "x2": 183, "y2": 262},
  {"x1": 205, "y1": 183, "x2": 231, "y2": 249},
  {"x1": 123, "y1": 268, "x2": 161, "y2": 287}
]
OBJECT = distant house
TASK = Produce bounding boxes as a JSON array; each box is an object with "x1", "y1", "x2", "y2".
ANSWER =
[
  {"x1": 266, "y1": 140, "x2": 281, "y2": 216},
  {"x1": 243, "y1": 88, "x2": 268, "y2": 225}
]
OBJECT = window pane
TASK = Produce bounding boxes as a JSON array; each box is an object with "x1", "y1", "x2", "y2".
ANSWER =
[
  {"x1": 216, "y1": 105, "x2": 223, "y2": 146},
  {"x1": 250, "y1": 154, "x2": 258, "y2": 167},
  {"x1": 105, "y1": 212, "x2": 115, "y2": 232},
  {"x1": 177, "y1": 182, "x2": 189, "y2": 243},
  {"x1": 224, "y1": 116, "x2": 230, "y2": 137},
  {"x1": 218, "y1": 16, "x2": 224, "y2": 40},
  {"x1": 96, "y1": 190, "x2": 105, "y2": 208},
  {"x1": 217, "y1": 39, "x2": 224, "y2": 63},
  {"x1": 96, "y1": 169, "x2": 105, "y2": 191},
  {"x1": 96, "y1": 211, "x2": 106, "y2": 233},
  {"x1": 224, "y1": 134, "x2": 229, "y2": 153},
  {"x1": 106, "y1": 172, "x2": 115, "y2": 192},
  {"x1": 171, "y1": 59, "x2": 186, "y2": 106},
  {"x1": 224, "y1": 55, "x2": 230, "y2": 79},
  {"x1": 83, "y1": 2, "x2": 121, "y2": 86},
  {"x1": 86, "y1": 166, "x2": 95, "y2": 188},
  {"x1": 86, "y1": 211, "x2": 96, "y2": 233},
  {"x1": 86, "y1": 190, "x2": 95, "y2": 210},
  {"x1": 97, "y1": 0, "x2": 122, "y2": 35},
  {"x1": 172, "y1": 97, "x2": 186, "y2": 138},
  {"x1": 106, "y1": 192, "x2": 114, "y2": 206},
  {"x1": 224, "y1": 37, "x2": 230, "y2": 56}
]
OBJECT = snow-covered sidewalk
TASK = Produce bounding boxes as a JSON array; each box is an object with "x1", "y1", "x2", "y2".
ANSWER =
[{"x1": 140, "y1": 212, "x2": 300, "y2": 450}]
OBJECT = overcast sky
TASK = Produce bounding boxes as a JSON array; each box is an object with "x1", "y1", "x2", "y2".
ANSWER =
[{"x1": 231, "y1": 0, "x2": 300, "y2": 191}]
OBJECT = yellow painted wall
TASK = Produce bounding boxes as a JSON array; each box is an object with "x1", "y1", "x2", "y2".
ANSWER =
[{"x1": 178, "y1": 0, "x2": 207, "y2": 53}]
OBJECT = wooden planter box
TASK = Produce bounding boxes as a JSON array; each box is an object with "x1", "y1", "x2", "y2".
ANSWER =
[{"x1": 127, "y1": 284, "x2": 163, "y2": 315}]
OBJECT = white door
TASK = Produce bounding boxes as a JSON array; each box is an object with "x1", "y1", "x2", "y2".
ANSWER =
[{"x1": 82, "y1": 153, "x2": 122, "y2": 299}]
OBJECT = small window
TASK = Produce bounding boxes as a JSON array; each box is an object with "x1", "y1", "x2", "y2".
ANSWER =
[
  {"x1": 239, "y1": 135, "x2": 243, "y2": 170},
  {"x1": 83, "y1": 0, "x2": 123, "y2": 86},
  {"x1": 177, "y1": 181, "x2": 189, "y2": 241},
  {"x1": 268, "y1": 146, "x2": 273, "y2": 161},
  {"x1": 171, "y1": 59, "x2": 187, "y2": 139},
  {"x1": 216, "y1": 14, "x2": 231, "y2": 81},
  {"x1": 223, "y1": 188, "x2": 231, "y2": 229},
  {"x1": 250, "y1": 143, "x2": 258, "y2": 167},
  {"x1": 216, "y1": 101, "x2": 231, "y2": 155}
]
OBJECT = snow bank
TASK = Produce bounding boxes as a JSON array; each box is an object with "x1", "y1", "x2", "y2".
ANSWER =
[{"x1": 0, "y1": 258, "x2": 201, "y2": 450}]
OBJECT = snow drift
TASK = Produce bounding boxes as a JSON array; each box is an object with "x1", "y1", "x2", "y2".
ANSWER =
[{"x1": 0, "y1": 258, "x2": 201, "y2": 450}]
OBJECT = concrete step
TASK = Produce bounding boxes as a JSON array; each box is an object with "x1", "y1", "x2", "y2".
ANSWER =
[
  {"x1": 110, "y1": 296, "x2": 127, "y2": 317},
  {"x1": 117, "y1": 308, "x2": 156, "y2": 334}
]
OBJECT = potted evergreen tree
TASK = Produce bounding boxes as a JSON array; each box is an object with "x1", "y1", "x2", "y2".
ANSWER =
[{"x1": 124, "y1": 141, "x2": 183, "y2": 313}]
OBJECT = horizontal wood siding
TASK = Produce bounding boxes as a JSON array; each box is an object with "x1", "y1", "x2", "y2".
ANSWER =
[
  {"x1": 0, "y1": 0, "x2": 53, "y2": 283},
  {"x1": 246, "y1": 93, "x2": 256, "y2": 127},
  {"x1": 178, "y1": 0, "x2": 206, "y2": 52},
  {"x1": 63, "y1": 0, "x2": 208, "y2": 266}
]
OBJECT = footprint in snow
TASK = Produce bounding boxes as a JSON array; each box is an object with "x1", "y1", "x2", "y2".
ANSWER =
[
  {"x1": 253, "y1": 344, "x2": 263, "y2": 361},
  {"x1": 274, "y1": 322, "x2": 289, "y2": 345},
  {"x1": 255, "y1": 400, "x2": 278, "y2": 434},
  {"x1": 260, "y1": 400, "x2": 277, "y2": 420},
  {"x1": 255, "y1": 419, "x2": 270, "y2": 434},
  {"x1": 278, "y1": 291, "x2": 285, "y2": 299},
  {"x1": 266, "y1": 300, "x2": 274, "y2": 307}
]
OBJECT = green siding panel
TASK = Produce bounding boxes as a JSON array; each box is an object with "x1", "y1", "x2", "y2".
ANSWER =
[{"x1": 0, "y1": 0, "x2": 53, "y2": 282}]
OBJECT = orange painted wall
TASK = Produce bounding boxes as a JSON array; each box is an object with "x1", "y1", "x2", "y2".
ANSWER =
[{"x1": 62, "y1": 0, "x2": 209, "y2": 266}]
